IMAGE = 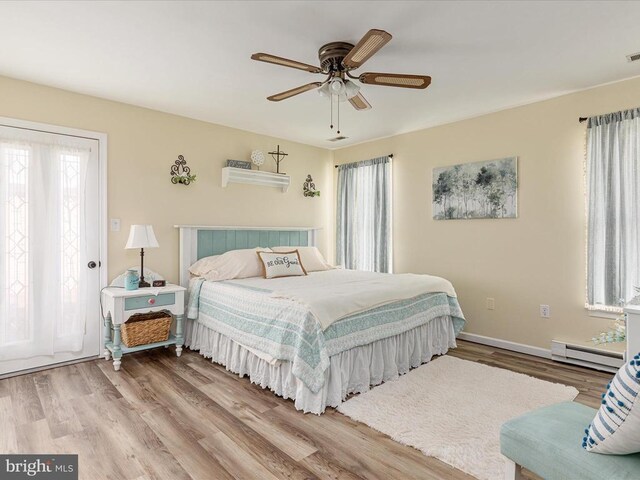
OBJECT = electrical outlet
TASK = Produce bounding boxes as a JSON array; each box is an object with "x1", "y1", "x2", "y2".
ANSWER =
[
  {"x1": 110, "y1": 218, "x2": 121, "y2": 232},
  {"x1": 486, "y1": 298, "x2": 495, "y2": 310},
  {"x1": 540, "y1": 304, "x2": 550, "y2": 318}
]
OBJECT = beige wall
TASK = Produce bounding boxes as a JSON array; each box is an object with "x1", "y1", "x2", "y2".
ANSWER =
[
  {"x1": 3, "y1": 72, "x2": 639, "y2": 351},
  {"x1": 0, "y1": 75, "x2": 333, "y2": 284},
  {"x1": 333, "y1": 76, "x2": 640, "y2": 350}
]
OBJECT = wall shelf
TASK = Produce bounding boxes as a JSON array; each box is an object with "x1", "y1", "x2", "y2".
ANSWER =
[{"x1": 221, "y1": 167, "x2": 290, "y2": 192}]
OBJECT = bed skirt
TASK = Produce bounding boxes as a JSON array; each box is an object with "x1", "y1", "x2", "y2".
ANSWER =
[{"x1": 185, "y1": 316, "x2": 458, "y2": 414}]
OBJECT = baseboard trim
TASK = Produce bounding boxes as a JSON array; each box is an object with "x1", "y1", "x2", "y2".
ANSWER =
[
  {"x1": 457, "y1": 332, "x2": 552, "y2": 359},
  {"x1": 0, "y1": 355, "x2": 98, "y2": 380}
]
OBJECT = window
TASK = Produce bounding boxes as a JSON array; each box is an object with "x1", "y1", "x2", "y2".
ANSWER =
[
  {"x1": 336, "y1": 156, "x2": 392, "y2": 273},
  {"x1": 586, "y1": 108, "x2": 640, "y2": 309}
]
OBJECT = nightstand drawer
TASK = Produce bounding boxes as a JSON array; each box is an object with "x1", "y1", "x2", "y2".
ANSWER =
[{"x1": 124, "y1": 293, "x2": 176, "y2": 311}]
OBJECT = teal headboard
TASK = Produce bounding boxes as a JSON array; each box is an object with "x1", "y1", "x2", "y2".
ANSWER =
[
  {"x1": 196, "y1": 229, "x2": 309, "y2": 260},
  {"x1": 176, "y1": 225, "x2": 319, "y2": 287}
]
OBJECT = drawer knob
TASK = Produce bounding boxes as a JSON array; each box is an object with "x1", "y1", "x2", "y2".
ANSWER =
[{"x1": 148, "y1": 298, "x2": 156, "y2": 305}]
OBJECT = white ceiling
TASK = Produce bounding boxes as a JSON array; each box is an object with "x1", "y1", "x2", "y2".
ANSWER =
[{"x1": 2, "y1": 1, "x2": 640, "y2": 148}]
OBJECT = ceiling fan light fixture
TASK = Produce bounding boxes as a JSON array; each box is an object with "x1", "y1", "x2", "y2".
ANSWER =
[
  {"x1": 344, "y1": 80, "x2": 360, "y2": 99},
  {"x1": 318, "y1": 82, "x2": 331, "y2": 98},
  {"x1": 329, "y1": 78, "x2": 346, "y2": 95},
  {"x1": 319, "y1": 78, "x2": 359, "y2": 102}
]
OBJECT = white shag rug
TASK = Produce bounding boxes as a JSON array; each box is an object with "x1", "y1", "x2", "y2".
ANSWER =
[{"x1": 337, "y1": 355, "x2": 579, "y2": 480}]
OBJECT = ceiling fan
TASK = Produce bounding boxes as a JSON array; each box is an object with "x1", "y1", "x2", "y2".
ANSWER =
[{"x1": 251, "y1": 29, "x2": 431, "y2": 136}]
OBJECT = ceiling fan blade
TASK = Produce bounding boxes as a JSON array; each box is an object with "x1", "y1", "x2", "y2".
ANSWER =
[
  {"x1": 267, "y1": 82, "x2": 322, "y2": 102},
  {"x1": 359, "y1": 72, "x2": 431, "y2": 89},
  {"x1": 251, "y1": 53, "x2": 322, "y2": 73},
  {"x1": 349, "y1": 92, "x2": 372, "y2": 111},
  {"x1": 342, "y1": 29, "x2": 392, "y2": 69}
]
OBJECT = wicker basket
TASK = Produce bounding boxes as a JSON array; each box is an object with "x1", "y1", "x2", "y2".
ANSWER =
[{"x1": 120, "y1": 310, "x2": 172, "y2": 347}]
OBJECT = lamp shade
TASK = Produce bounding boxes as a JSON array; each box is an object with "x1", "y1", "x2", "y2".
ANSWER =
[{"x1": 125, "y1": 225, "x2": 159, "y2": 249}]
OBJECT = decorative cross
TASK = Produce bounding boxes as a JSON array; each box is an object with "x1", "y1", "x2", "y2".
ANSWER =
[{"x1": 268, "y1": 145, "x2": 288, "y2": 174}]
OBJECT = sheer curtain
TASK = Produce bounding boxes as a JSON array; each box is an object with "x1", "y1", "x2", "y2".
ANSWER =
[
  {"x1": 336, "y1": 156, "x2": 392, "y2": 272},
  {"x1": 0, "y1": 126, "x2": 91, "y2": 360},
  {"x1": 587, "y1": 108, "x2": 640, "y2": 308}
]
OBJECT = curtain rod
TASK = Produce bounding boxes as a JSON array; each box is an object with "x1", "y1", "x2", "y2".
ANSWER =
[
  {"x1": 579, "y1": 117, "x2": 588, "y2": 123},
  {"x1": 334, "y1": 153, "x2": 393, "y2": 168}
]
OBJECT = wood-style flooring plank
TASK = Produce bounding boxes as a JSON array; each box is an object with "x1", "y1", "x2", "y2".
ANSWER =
[
  {"x1": 141, "y1": 406, "x2": 235, "y2": 480},
  {"x1": 33, "y1": 371, "x2": 84, "y2": 439},
  {"x1": 210, "y1": 390, "x2": 318, "y2": 461},
  {"x1": 199, "y1": 432, "x2": 284, "y2": 480},
  {"x1": 0, "y1": 395, "x2": 18, "y2": 452},
  {"x1": 0, "y1": 340, "x2": 614, "y2": 480},
  {"x1": 6, "y1": 374, "x2": 45, "y2": 425}
]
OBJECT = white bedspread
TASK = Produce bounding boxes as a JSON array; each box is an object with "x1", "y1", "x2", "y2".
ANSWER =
[{"x1": 228, "y1": 269, "x2": 457, "y2": 330}]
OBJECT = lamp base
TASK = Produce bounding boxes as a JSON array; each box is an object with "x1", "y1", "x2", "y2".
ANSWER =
[{"x1": 138, "y1": 280, "x2": 151, "y2": 288}]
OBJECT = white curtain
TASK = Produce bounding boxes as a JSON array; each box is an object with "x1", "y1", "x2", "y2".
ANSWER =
[
  {"x1": 0, "y1": 126, "x2": 91, "y2": 360},
  {"x1": 587, "y1": 108, "x2": 640, "y2": 308},
  {"x1": 336, "y1": 156, "x2": 392, "y2": 273}
]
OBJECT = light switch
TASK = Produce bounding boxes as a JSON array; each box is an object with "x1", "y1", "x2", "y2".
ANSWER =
[{"x1": 110, "y1": 218, "x2": 121, "y2": 232}]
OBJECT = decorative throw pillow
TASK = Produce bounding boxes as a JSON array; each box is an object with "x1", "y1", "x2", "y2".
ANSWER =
[
  {"x1": 199, "y1": 248, "x2": 272, "y2": 281},
  {"x1": 271, "y1": 246, "x2": 333, "y2": 272},
  {"x1": 584, "y1": 353, "x2": 640, "y2": 454},
  {"x1": 257, "y1": 250, "x2": 307, "y2": 279}
]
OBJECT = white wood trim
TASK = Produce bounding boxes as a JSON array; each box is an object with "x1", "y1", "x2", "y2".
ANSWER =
[
  {"x1": 175, "y1": 225, "x2": 321, "y2": 288},
  {"x1": 178, "y1": 226, "x2": 197, "y2": 288},
  {"x1": 0, "y1": 116, "x2": 106, "y2": 141},
  {"x1": 457, "y1": 332, "x2": 552, "y2": 359},
  {"x1": 98, "y1": 129, "x2": 108, "y2": 353},
  {"x1": 588, "y1": 309, "x2": 621, "y2": 320},
  {"x1": 221, "y1": 167, "x2": 290, "y2": 192},
  {"x1": 0, "y1": 116, "x2": 109, "y2": 355},
  {"x1": 0, "y1": 356, "x2": 98, "y2": 380}
]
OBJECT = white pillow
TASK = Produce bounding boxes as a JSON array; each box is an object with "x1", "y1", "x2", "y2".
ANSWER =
[
  {"x1": 189, "y1": 255, "x2": 220, "y2": 276},
  {"x1": 199, "y1": 248, "x2": 272, "y2": 281},
  {"x1": 584, "y1": 353, "x2": 640, "y2": 454},
  {"x1": 271, "y1": 246, "x2": 332, "y2": 272},
  {"x1": 257, "y1": 250, "x2": 307, "y2": 279}
]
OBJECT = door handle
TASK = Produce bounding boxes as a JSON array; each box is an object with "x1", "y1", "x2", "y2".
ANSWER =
[{"x1": 88, "y1": 261, "x2": 97, "y2": 269}]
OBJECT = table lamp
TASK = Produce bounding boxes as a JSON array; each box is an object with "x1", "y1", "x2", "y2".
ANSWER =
[{"x1": 125, "y1": 224, "x2": 159, "y2": 287}]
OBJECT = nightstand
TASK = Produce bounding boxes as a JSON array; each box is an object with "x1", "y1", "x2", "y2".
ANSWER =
[{"x1": 101, "y1": 284, "x2": 186, "y2": 371}]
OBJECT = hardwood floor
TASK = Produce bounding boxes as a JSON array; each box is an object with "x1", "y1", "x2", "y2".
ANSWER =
[{"x1": 0, "y1": 340, "x2": 611, "y2": 480}]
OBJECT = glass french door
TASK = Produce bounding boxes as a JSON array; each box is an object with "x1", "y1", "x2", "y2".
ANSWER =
[{"x1": 0, "y1": 124, "x2": 101, "y2": 376}]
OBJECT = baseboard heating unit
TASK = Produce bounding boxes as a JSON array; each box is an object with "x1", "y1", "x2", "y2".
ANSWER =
[{"x1": 551, "y1": 340, "x2": 624, "y2": 373}]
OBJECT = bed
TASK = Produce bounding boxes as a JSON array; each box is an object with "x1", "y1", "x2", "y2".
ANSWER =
[{"x1": 177, "y1": 225, "x2": 465, "y2": 414}]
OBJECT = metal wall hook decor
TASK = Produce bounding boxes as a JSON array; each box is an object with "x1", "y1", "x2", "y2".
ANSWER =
[
  {"x1": 170, "y1": 154, "x2": 196, "y2": 185},
  {"x1": 268, "y1": 145, "x2": 288, "y2": 174},
  {"x1": 303, "y1": 175, "x2": 320, "y2": 197}
]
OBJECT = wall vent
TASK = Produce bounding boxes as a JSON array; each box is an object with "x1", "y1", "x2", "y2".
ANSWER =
[
  {"x1": 327, "y1": 136, "x2": 348, "y2": 142},
  {"x1": 627, "y1": 52, "x2": 640, "y2": 62}
]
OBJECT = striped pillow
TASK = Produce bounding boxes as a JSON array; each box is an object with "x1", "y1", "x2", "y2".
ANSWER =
[{"x1": 584, "y1": 353, "x2": 640, "y2": 454}]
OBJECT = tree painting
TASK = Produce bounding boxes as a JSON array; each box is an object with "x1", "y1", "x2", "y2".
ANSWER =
[{"x1": 432, "y1": 157, "x2": 517, "y2": 220}]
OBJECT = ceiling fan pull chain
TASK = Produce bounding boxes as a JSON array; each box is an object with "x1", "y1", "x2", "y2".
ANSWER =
[{"x1": 330, "y1": 93, "x2": 334, "y2": 130}]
